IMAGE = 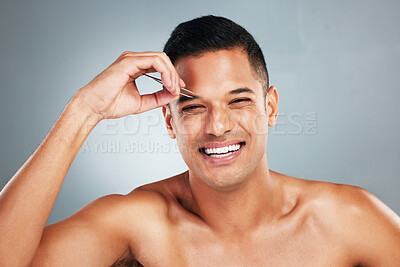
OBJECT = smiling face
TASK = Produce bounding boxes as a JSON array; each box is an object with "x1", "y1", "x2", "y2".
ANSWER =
[{"x1": 163, "y1": 48, "x2": 279, "y2": 189}]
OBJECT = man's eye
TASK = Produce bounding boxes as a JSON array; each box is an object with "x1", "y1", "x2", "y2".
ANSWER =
[
  {"x1": 230, "y1": 98, "x2": 251, "y2": 105},
  {"x1": 182, "y1": 105, "x2": 204, "y2": 112}
]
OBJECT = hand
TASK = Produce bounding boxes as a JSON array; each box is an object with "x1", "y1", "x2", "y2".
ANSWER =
[{"x1": 74, "y1": 51, "x2": 185, "y2": 120}]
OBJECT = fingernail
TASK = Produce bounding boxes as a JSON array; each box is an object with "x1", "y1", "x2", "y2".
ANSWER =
[{"x1": 180, "y1": 78, "x2": 186, "y2": 87}]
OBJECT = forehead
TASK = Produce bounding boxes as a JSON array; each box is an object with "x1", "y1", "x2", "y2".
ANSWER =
[{"x1": 174, "y1": 48, "x2": 259, "y2": 91}]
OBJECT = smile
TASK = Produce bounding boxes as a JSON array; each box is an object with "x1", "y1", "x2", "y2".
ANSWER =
[
  {"x1": 201, "y1": 142, "x2": 244, "y2": 157},
  {"x1": 199, "y1": 141, "x2": 245, "y2": 163}
]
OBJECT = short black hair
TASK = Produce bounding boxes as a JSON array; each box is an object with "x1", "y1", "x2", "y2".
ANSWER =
[{"x1": 163, "y1": 15, "x2": 269, "y2": 98}]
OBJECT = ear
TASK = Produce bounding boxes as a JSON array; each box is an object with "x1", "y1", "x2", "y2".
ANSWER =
[
  {"x1": 162, "y1": 105, "x2": 176, "y2": 139},
  {"x1": 266, "y1": 86, "x2": 279, "y2": 127}
]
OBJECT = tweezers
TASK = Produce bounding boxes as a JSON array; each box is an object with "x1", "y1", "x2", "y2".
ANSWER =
[{"x1": 143, "y1": 73, "x2": 195, "y2": 98}]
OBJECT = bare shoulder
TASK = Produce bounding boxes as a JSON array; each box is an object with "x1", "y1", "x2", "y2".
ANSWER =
[
  {"x1": 86, "y1": 174, "x2": 184, "y2": 221},
  {"x1": 32, "y1": 189, "x2": 170, "y2": 266},
  {"x1": 329, "y1": 183, "x2": 400, "y2": 266},
  {"x1": 285, "y1": 175, "x2": 399, "y2": 223},
  {"x1": 72, "y1": 189, "x2": 170, "y2": 231},
  {"x1": 304, "y1": 180, "x2": 400, "y2": 234},
  {"x1": 287, "y1": 176, "x2": 400, "y2": 266}
]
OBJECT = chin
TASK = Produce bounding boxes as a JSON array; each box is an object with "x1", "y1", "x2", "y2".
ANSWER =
[{"x1": 195, "y1": 168, "x2": 248, "y2": 190}]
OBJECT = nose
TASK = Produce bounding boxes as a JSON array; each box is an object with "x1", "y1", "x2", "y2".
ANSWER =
[{"x1": 204, "y1": 106, "x2": 234, "y2": 137}]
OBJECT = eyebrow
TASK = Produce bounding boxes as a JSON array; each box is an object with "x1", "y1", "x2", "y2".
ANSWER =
[
  {"x1": 175, "y1": 87, "x2": 255, "y2": 106},
  {"x1": 229, "y1": 87, "x2": 255, "y2": 95},
  {"x1": 176, "y1": 95, "x2": 200, "y2": 106}
]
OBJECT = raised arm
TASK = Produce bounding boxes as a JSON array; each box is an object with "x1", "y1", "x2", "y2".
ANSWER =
[{"x1": 0, "y1": 51, "x2": 184, "y2": 266}]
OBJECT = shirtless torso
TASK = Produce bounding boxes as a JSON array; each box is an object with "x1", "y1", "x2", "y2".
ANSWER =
[{"x1": 93, "y1": 170, "x2": 397, "y2": 267}]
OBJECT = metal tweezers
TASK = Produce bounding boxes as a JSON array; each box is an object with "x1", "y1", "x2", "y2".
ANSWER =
[{"x1": 143, "y1": 73, "x2": 195, "y2": 98}]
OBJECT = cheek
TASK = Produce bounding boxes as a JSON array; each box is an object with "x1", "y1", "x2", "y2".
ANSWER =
[
  {"x1": 176, "y1": 115, "x2": 204, "y2": 136},
  {"x1": 175, "y1": 116, "x2": 205, "y2": 156},
  {"x1": 252, "y1": 113, "x2": 269, "y2": 135},
  {"x1": 230, "y1": 109, "x2": 268, "y2": 135}
]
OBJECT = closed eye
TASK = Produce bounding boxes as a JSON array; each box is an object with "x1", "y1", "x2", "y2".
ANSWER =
[
  {"x1": 229, "y1": 98, "x2": 252, "y2": 104},
  {"x1": 182, "y1": 105, "x2": 204, "y2": 111}
]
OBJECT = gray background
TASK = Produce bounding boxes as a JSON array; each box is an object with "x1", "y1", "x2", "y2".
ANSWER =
[{"x1": 0, "y1": 0, "x2": 399, "y2": 225}]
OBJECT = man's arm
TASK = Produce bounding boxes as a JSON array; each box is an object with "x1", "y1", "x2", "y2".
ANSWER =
[
  {"x1": 0, "y1": 97, "x2": 101, "y2": 266},
  {"x1": 0, "y1": 51, "x2": 184, "y2": 266}
]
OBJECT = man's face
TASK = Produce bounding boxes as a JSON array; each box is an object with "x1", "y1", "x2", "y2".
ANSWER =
[{"x1": 163, "y1": 48, "x2": 278, "y2": 188}]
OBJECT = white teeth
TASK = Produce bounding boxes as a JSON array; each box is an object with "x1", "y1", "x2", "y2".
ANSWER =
[
  {"x1": 203, "y1": 143, "x2": 242, "y2": 155},
  {"x1": 209, "y1": 152, "x2": 233, "y2": 158}
]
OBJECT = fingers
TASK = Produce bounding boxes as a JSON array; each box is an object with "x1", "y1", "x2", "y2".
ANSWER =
[
  {"x1": 116, "y1": 51, "x2": 184, "y2": 96},
  {"x1": 136, "y1": 52, "x2": 178, "y2": 90},
  {"x1": 138, "y1": 87, "x2": 179, "y2": 113},
  {"x1": 142, "y1": 52, "x2": 185, "y2": 90}
]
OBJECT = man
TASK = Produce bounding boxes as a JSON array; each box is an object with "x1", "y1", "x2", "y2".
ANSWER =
[{"x1": 0, "y1": 15, "x2": 399, "y2": 267}]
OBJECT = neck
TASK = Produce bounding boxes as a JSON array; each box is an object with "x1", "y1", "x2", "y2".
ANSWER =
[{"x1": 185, "y1": 154, "x2": 284, "y2": 237}]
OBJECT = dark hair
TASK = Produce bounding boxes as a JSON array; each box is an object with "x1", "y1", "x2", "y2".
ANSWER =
[{"x1": 163, "y1": 15, "x2": 269, "y2": 98}]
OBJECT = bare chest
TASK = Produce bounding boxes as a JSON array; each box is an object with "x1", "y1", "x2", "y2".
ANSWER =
[
  {"x1": 183, "y1": 229, "x2": 353, "y2": 266},
  {"x1": 133, "y1": 222, "x2": 354, "y2": 267}
]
